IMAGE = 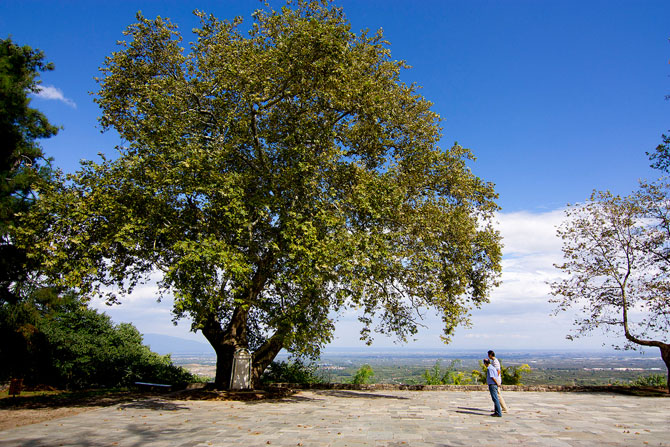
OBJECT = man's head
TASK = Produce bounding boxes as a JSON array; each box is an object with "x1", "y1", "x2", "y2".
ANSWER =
[
  {"x1": 487, "y1": 350, "x2": 495, "y2": 359},
  {"x1": 483, "y1": 358, "x2": 490, "y2": 366}
]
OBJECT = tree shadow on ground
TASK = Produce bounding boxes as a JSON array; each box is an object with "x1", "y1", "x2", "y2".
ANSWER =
[
  {"x1": 0, "y1": 390, "x2": 146, "y2": 410},
  {"x1": 233, "y1": 389, "x2": 412, "y2": 406},
  {"x1": 171, "y1": 388, "x2": 297, "y2": 402},
  {"x1": 172, "y1": 388, "x2": 411, "y2": 403},
  {"x1": 118, "y1": 397, "x2": 190, "y2": 411},
  {"x1": 573, "y1": 386, "x2": 669, "y2": 398},
  {"x1": 312, "y1": 390, "x2": 410, "y2": 400}
]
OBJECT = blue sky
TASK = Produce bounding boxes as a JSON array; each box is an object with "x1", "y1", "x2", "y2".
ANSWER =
[{"x1": 3, "y1": 1, "x2": 669, "y2": 353}]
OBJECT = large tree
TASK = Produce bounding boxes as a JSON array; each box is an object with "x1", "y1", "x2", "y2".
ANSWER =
[
  {"x1": 551, "y1": 184, "x2": 670, "y2": 390},
  {"x1": 25, "y1": 1, "x2": 502, "y2": 388},
  {"x1": 0, "y1": 37, "x2": 60, "y2": 379},
  {"x1": 0, "y1": 37, "x2": 58, "y2": 303}
]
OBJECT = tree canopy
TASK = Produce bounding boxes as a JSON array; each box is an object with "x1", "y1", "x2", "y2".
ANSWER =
[
  {"x1": 647, "y1": 133, "x2": 670, "y2": 173},
  {"x1": 24, "y1": 1, "x2": 502, "y2": 388},
  {"x1": 0, "y1": 37, "x2": 58, "y2": 303},
  {"x1": 551, "y1": 183, "x2": 670, "y2": 390}
]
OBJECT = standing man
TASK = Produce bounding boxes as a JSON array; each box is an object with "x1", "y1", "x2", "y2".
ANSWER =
[
  {"x1": 488, "y1": 350, "x2": 508, "y2": 412},
  {"x1": 484, "y1": 358, "x2": 502, "y2": 417}
]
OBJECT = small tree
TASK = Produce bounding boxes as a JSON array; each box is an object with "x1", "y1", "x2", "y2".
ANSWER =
[
  {"x1": 423, "y1": 360, "x2": 446, "y2": 385},
  {"x1": 551, "y1": 183, "x2": 670, "y2": 391},
  {"x1": 501, "y1": 364, "x2": 531, "y2": 385},
  {"x1": 351, "y1": 364, "x2": 375, "y2": 385}
]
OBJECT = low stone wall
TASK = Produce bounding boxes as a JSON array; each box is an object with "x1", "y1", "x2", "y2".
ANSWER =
[{"x1": 263, "y1": 383, "x2": 641, "y2": 392}]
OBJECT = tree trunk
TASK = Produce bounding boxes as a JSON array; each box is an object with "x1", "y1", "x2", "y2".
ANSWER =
[
  {"x1": 201, "y1": 302, "x2": 287, "y2": 389},
  {"x1": 660, "y1": 344, "x2": 670, "y2": 393},
  {"x1": 622, "y1": 304, "x2": 670, "y2": 393},
  {"x1": 250, "y1": 331, "x2": 286, "y2": 387},
  {"x1": 201, "y1": 306, "x2": 250, "y2": 389},
  {"x1": 212, "y1": 344, "x2": 235, "y2": 389}
]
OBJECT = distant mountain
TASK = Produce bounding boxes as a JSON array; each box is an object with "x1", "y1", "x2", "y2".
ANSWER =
[{"x1": 142, "y1": 333, "x2": 215, "y2": 355}]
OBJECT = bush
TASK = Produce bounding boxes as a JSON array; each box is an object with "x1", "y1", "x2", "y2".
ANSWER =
[
  {"x1": 260, "y1": 359, "x2": 323, "y2": 384},
  {"x1": 42, "y1": 309, "x2": 196, "y2": 389},
  {"x1": 502, "y1": 364, "x2": 531, "y2": 385},
  {"x1": 423, "y1": 360, "x2": 471, "y2": 385},
  {"x1": 471, "y1": 360, "x2": 531, "y2": 385},
  {"x1": 351, "y1": 364, "x2": 375, "y2": 385},
  {"x1": 1, "y1": 292, "x2": 196, "y2": 388},
  {"x1": 632, "y1": 374, "x2": 666, "y2": 387}
]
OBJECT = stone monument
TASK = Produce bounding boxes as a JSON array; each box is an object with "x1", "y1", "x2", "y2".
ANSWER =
[{"x1": 230, "y1": 348, "x2": 252, "y2": 390}]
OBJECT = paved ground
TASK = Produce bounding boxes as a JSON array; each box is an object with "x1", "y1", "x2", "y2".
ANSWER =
[{"x1": 1, "y1": 390, "x2": 668, "y2": 446}]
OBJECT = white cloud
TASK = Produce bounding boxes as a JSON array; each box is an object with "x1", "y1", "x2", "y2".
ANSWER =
[
  {"x1": 495, "y1": 209, "x2": 565, "y2": 255},
  {"x1": 33, "y1": 85, "x2": 76, "y2": 108},
  {"x1": 487, "y1": 209, "x2": 567, "y2": 307},
  {"x1": 89, "y1": 273, "x2": 204, "y2": 343}
]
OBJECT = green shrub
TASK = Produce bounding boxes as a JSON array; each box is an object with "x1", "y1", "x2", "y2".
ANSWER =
[
  {"x1": 39, "y1": 307, "x2": 196, "y2": 389},
  {"x1": 260, "y1": 359, "x2": 323, "y2": 384},
  {"x1": 351, "y1": 364, "x2": 375, "y2": 385},
  {"x1": 1, "y1": 293, "x2": 196, "y2": 389},
  {"x1": 423, "y1": 360, "x2": 471, "y2": 385},
  {"x1": 471, "y1": 360, "x2": 531, "y2": 385},
  {"x1": 632, "y1": 374, "x2": 666, "y2": 387},
  {"x1": 502, "y1": 364, "x2": 531, "y2": 385}
]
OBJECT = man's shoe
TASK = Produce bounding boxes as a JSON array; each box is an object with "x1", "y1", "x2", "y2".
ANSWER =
[{"x1": 490, "y1": 414, "x2": 502, "y2": 417}]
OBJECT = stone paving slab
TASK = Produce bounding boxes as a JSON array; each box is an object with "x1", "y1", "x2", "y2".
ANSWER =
[{"x1": 0, "y1": 390, "x2": 668, "y2": 447}]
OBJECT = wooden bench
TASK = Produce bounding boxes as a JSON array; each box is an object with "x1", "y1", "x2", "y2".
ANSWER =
[{"x1": 134, "y1": 382, "x2": 172, "y2": 392}]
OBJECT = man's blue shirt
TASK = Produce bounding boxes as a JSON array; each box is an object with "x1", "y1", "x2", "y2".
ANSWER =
[{"x1": 486, "y1": 364, "x2": 500, "y2": 385}]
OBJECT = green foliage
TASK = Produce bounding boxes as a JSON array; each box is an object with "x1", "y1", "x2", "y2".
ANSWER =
[
  {"x1": 260, "y1": 359, "x2": 324, "y2": 384},
  {"x1": 470, "y1": 360, "x2": 530, "y2": 385},
  {"x1": 422, "y1": 360, "x2": 471, "y2": 385},
  {"x1": 648, "y1": 133, "x2": 670, "y2": 173},
  {"x1": 0, "y1": 293, "x2": 195, "y2": 388},
  {"x1": 351, "y1": 364, "x2": 375, "y2": 385},
  {"x1": 471, "y1": 360, "x2": 487, "y2": 384},
  {"x1": 24, "y1": 1, "x2": 502, "y2": 387},
  {"x1": 0, "y1": 37, "x2": 58, "y2": 304},
  {"x1": 501, "y1": 364, "x2": 531, "y2": 385},
  {"x1": 632, "y1": 374, "x2": 666, "y2": 387},
  {"x1": 423, "y1": 361, "x2": 445, "y2": 385}
]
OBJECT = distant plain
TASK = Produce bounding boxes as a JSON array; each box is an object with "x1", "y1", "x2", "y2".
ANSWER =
[{"x1": 171, "y1": 349, "x2": 666, "y2": 386}]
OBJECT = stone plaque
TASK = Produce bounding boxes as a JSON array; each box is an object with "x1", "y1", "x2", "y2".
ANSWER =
[{"x1": 230, "y1": 348, "x2": 252, "y2": 390}]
